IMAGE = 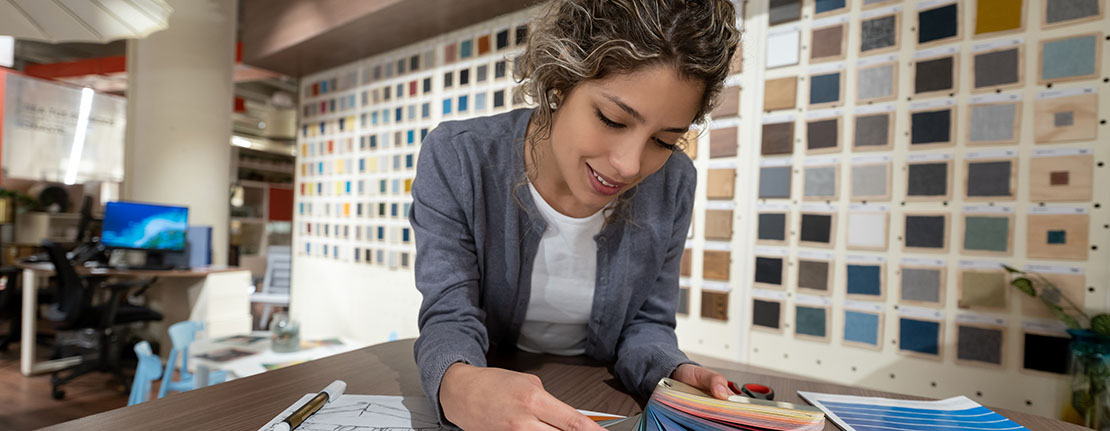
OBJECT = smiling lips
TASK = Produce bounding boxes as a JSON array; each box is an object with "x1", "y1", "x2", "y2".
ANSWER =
[{"x1": 586, "y1": 163, "x2": 626, "y2": 196}]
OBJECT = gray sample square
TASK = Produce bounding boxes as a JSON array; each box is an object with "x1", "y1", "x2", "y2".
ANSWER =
[
  {"x1": 901, "y1": 268, "x2": 941, "y2": 303},
  {"x1": 958, "y1": 325, "x2": 1003, "y2": 364},
  {"x1": 758, "y1": 213, "x2": 787, "y2": 241},
  {"x1": 969, "y1": 103, "x2": 1017, "y2": 142},
  {"x1": 804, "y1": 166, "x2": 837, "y2": 197},
  {"x1": 974, "y1": 49, "x2": 1020, "y2": 88},
  {"x1": 1055, "y1": 111, "x2": 1074, "y2": 127},
  {"x1": 1046, "y1": 0, "x2": 1101, "y2": 24},
  {"x1": 769, "y1": 0, "x2": 801, "y2": 25},
  {"x1": 759, "y1": 166, "x2": 793, "y2": 198},
  {"x1": 967, "y1": 161, "x2": 1013, "y2": 197},
  {"x1": 798, "y1": 260, "x2": 830, "y2": 291},
  {"x1": 858, "y1": 64, "x2": 895, "y2": 100},
  {"x1": 854, "y1": 114, "x2": 890, "y2": 148},
  {"x1": 851, "y1": 164, "x2": 888, "y2": 198},
  {"x1": 861, "y1": 15, "x2": 896, "y2": 52},
  {"x1": 907, "y1": 163, "x2": 948, "y2": 196}
]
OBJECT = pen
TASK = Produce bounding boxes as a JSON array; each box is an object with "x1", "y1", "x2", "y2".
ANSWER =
[{"x1": 272, "y1": 380, "x2": 346, "y2": 431}]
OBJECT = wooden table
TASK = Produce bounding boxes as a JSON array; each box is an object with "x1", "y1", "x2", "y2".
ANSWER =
[
  {"x1": 16, "y1": 262, "x2": 251, "y2": 376},
  {"x1": 42, "y1": 338, "x2": 1085, "y2": 430}
]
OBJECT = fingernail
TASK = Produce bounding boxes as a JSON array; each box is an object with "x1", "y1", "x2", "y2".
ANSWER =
[{"x1": 714, "y1": 384, "x2": 728, "y2": 398}]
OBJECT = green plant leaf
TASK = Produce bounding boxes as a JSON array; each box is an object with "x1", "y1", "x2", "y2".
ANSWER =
[
  {"x1": 1091, "y1": 315, "x2": 1110, "y2": 337},
  {"x1": 1011, "y1": 277, "x2": 1036, "y2": 297},
  {"x1": 1050, "y1": 305, "x2": 1082, "y2": 330},
  {"x1": 1002, "y1": 264, "x2": 1022, "y2": 274}
]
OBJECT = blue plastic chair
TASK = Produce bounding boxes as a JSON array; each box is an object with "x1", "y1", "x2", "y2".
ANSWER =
[
  {"x1": 128, "y1": 341, "x2": 162, "y2": 406},
  {"x1": 157, "y1": 321, "x2": 228, "y2": 398}
]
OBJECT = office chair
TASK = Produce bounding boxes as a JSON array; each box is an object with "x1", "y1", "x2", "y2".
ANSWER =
[
  {"x1": 0, "y1": 266, "x2": 24, "y2": 351},
  {"x1": 41, "y1": 240, "x2": 163, "y2": 400}
]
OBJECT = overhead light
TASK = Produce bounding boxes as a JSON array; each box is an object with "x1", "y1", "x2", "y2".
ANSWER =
[
  {"x1": 63, "y1": 87, "x2": 95, "y2": 185},
  {"x1": 231, "y1": 136, "x2": 254, "y2": 148}
]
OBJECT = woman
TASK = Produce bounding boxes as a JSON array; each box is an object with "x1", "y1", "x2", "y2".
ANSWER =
[{"x1": 411, "y1": 1, "x2": 741, "y2": 429}]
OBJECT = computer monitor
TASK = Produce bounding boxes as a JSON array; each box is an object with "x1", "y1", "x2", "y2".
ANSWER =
[{"x1": 100, "y1": 201, "x2": 189, "y2": 252}]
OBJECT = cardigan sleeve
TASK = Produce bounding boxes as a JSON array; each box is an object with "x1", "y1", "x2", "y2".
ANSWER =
[
  {"x1": 611, "y1": 154, "x2": 699, "y2": 398},
  {"x1": 409, "y1": 125, "x2": 489, "y2": 427}
]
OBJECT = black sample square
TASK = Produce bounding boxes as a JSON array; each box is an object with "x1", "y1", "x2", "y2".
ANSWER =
[
  {"x1": 807, "y1": 119, "x2": 839, "y2": 150},
  {"x1": 974, "y1": 49, "x2": 1020, "y2": 88},
  {"x1": 911, "y1": 109, "x2": 951, "y2": 144},
  {"x1": 800, "y1": 214, "x2": 833, "y2": 243},
  {"x1": 958, "y1": 325, "x2": 1003, "y2": 364},
  {"x1": 755, "y1": 257, "x2": 784, "y2": 285},
  {"x1": 907, "y1": 163, "x2": 949, "y2": 196},
  {"x1": 905, "y1": 215, "x2": 946, "y2": 249},
  {"x1": 1024, "y1": 333, "x2": 1070, "y2": 374},
  {"x1": 967, "y1": 161, "x2": 1013, "y2": 197},
  {"x1": 753, "y1": 299, "x2": 781, "y2": 329},
  {"x1": 918, "y1": 4, "x2": 958, "y2": 44},
  {"x1": 758, "y1": 213, "x2": 788, "y2": 241}
]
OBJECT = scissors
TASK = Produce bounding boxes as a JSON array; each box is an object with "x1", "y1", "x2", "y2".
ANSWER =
[{"x1": 728, "y1": 381, "x2": 775, "y2": 400}]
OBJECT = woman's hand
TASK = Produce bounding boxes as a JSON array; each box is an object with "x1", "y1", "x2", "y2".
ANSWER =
[
  {"x1": 670, "y1": 363, "x2": 734, "y2": 400},
  {"x1": 440, "y1": 362, "x2": 606, "y2": 431}
]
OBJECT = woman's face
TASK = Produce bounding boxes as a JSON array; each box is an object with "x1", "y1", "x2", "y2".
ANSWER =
[{"x1": 540, "y1": 64, "x2": 704, "y2": 217}]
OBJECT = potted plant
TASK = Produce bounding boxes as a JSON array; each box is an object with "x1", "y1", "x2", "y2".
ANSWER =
[{"x1": 1005, "y1": 265, "x2": 1110, "y2": 429}]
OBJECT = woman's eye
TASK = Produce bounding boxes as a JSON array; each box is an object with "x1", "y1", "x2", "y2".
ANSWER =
[
  {"x1": 596, "y1": 110, "x2": 625, "y2": 129},
  {"x1": 654, "y1": 138, "x2": 677, "y2": 150}
]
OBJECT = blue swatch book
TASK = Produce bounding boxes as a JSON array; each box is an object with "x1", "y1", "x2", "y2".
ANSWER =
[{"x1": 797, "y1": 391, "x2": 1029, "y2": 431}]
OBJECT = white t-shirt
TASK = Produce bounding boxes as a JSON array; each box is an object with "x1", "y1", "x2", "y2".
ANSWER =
[{"x1": 516, "y1": 183, "x2": 605, "y2": 356}]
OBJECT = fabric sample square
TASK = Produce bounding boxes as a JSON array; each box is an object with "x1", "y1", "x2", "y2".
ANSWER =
[
  {"x1": 752, "y1": 299, "x2": 781, "y2": 329},
  {"x1": 1050, "y1": 171, "x2": 1070, "y2": 185},
  {"x1": 967, "y1": 161, "x2": 1013, "y2": 197},
  {"x1": 974, "y1": 49, "x2": 1020, "y2": 88},
  {"x1": 858, "y1": 64, "x2": 895, "y2": 100},
  {"x1": 759, "y1": 167, "x2": 792, "y2": 199},
  {"x1": 1047, "y1": 230, "x2": 1067, "y2": 244},
  {"x1": 847, "y1": 212, "x2": 887, "y2": 249},
  {"x1": 815, "y1": 0, "x2": 846, "y2": 14},
  {"x1": 677, "y1": 288, "x2": 689, "y2": 314},
  {"x1": 811, "y1": 25, "x2": 845, "y2": 60},
  {"x1": 1046, "y1": 0, "x2": 1101, "y2": 24},
  {"x1": 960, "y1": 271, "x2": 1008, "y2": 309},
  {"x1": 762, "y1": 122, "x2": 795, "y2": 155},
  {"x1": 847, "y1": 264, "x2": 882, "y2": 296},
  {"x1": 798, "y1": 260, "x2": 830, "y2": 291},
  {"x1": 1055, "y1": 111, "x2": 1074, "y2": 127},
  {"x1": 958, "y1": 326, "x2": 1003, "y2": 364},
  {"x1": 800, "y1": 214, "x2": 833, "y2": 243},
  {"x1": 807, "y1": 119, "x2": 839, "y2": 151},
  {"x1": 769, "y1": 0, "x2": 801, "y2": 25},
  {"x1": 964, "y1": 216, "x2": 1010, "y2": 252},
  {"x1": 758, "y1": 213, "x2": 788, "y2": 241},
  {"x1": 861, "y1": 15, "x2": 897, "y2": 52},
  {"x1": 755, "y1": 257, "x2": 784, "y2": 285},
  {"x1": 918, "y1": 4, "x2": 958, "y2": 44},
  {"x1": 915, "y1": 56, "x2": 954, "y2": 94},
  {"x1": 907, "y1": 162, "x2": 948, "y2": 197},
  {"x1": 845, "y1": 311, "x2": 880, "y2": 346},
  {"x1": 976, "y1": 0, "x2": 1023, "y2": 34},
  {"x1": 1041, "y1": 35, "x2": 1098, "y2": 81},
  {"x1": 809, "y1": 72, "x2": 841, "y2": 105},
  {"x1": 702, "y1": 291, "x2": 729, "y2": 321},
  {"x1": 851, "y1": 164, "x2": 889, "y2": 198},
  {"x1": 796, "y1": 306, "x2": 827, "y2": 338},
  {"x1": 900, "y1": 318, "x2": 940, "y2": 355},
  {"x1": 854, "y1": 114, "x2": 890, "y2": 148},
  {"x1": 1024, "y1": 332, "x2": 1070, "y2": 374},
  {"x1": 905, "y1": 215, "x2": 946, "y2": 249},
  {"x1": 804, "y1": 166, "x2": 837, "y2": 197},
  {"x1": 969, "y1": 103, "x2": 1017, "y2": 143},
  {"x1": 911, "y1": 109, "x2": 952, "y2": 145},
  {"x1": 767, "y1": 31, "x2": 801, "y2": 68},
  {"x1": 764, "y1": 77, "x2": 798, "y2": 111},
  {"x1": 901, "y1": 268, "x2": 942, "y2": 303}
]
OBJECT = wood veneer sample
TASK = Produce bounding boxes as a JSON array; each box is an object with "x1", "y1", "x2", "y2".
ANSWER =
[
  {"x1": 713, "y1": 86, "x2": 740, "y2": 118},
  {"x1": 702, "y1": 250, "x2": 731, "y2": 281},
  {"x1": 710, "y1": 126, "x2": 739, "y2": 158},
  {"x1": 702, "y1": 291, "x2": 730, "y2": 321},
  {"x1": 764, "y1": 77, "x2": 797, "y2": 111},
  {"x1": 704, "y1": 210, "x2": 734, "y2": 240},
  {"x1": 707, "y1": 169, "x2": 736, "y2": 199}
]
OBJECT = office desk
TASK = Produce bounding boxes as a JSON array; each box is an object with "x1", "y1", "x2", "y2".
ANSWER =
[
  {"x1": 16, "y1": 262, "x2": 253, "y2": 376},
  {"x1": 41, "y1": 338, "x2": 1085, "y2": 431}
]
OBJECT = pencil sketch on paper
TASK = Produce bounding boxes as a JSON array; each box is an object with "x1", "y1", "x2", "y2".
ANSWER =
[{"x1": 258, "y1": 394, "x2": 448, "y2": 431}]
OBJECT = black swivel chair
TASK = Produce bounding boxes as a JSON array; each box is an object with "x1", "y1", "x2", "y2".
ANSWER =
[
  {"x1": 41, "y1": 240, "x2": 163, "y2": 399},
  {"x1": 0, "y1": 266, "x2": 25, "y2": 351}
]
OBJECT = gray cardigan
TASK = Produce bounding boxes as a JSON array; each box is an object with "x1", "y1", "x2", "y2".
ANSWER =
[{"x1": 410, "y1": 108, "x2": 696, "y2": 424}]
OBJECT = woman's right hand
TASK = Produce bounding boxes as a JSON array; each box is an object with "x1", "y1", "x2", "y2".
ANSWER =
[{"x1": 440, "y1": 362, "x2": 607, "y2": 431}]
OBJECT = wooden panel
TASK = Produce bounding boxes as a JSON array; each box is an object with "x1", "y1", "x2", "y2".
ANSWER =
[
  {"x1": 713, "y1": 86, "x2": 741, "y2": 118},
  {"x1": 706, "y1": 169, "x2": 736, "y2": 199},
  {"x1": 680, "y1": 248, "x2": 693, "y2": 277},
  {"x1": 701, "y1": 290, "x2": 730, "y2": 321},
  {"x1": 702, "y1": 250, "x2": 731, "y2": 281},
  {"x1": 710, "y1": 127, "x2": 739, "y2": 158},
  {"x1": 764, "y1": 76, "x2": 797, "y2": 111},
  {"x1": 704, "y1": 210, "x2": 734, "y2": 240}
]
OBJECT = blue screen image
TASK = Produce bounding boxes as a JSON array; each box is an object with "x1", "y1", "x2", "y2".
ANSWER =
[{"x1": 101, "y1": 202, "x2": 188, "y2": 251}]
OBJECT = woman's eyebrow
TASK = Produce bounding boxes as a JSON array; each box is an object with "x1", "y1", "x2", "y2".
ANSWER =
[{"x1": 601, "y1": 92, "x2": 689, "y2": 133}]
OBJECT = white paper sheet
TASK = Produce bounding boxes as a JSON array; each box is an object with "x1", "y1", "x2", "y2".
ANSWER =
[{"x1": 258, "y1": 394, "x2": 447, "y2": 431}]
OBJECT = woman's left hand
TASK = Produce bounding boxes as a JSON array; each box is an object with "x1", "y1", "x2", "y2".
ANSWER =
[{"x1": 670, "y1": 363, "x2": 734, "y2": 400}]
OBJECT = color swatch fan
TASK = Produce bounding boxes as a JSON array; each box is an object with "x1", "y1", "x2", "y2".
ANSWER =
[
  {"x1": 635, "y1": 379, "x2": 825, "y2": 430},
  {"x1": 797, "y1": 391, "x2": 1029, "y2": 431}
]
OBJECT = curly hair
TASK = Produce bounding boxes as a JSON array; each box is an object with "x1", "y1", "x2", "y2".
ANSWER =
[{"x1": 513, "y1": 0, "x2": 741, "y2": 224}]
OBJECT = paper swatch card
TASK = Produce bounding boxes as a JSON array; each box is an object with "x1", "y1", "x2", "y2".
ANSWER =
[
  {"x1": 798, "y1": 391, "x2": 1029, "y2": 430},
  {"x1": 635, "y1": 378, "x2": 825, "y2": 430}
]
